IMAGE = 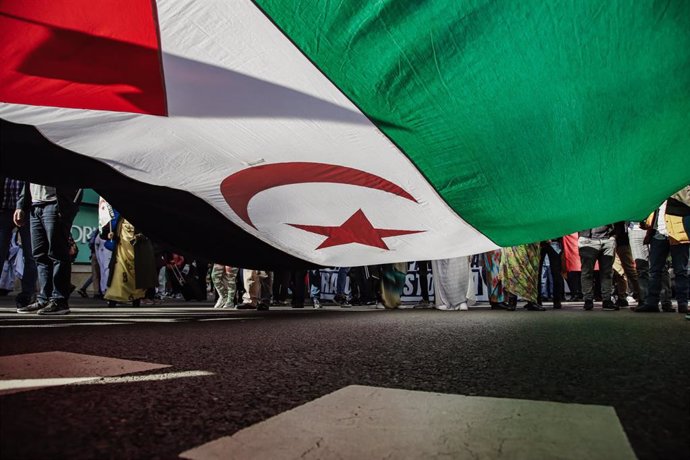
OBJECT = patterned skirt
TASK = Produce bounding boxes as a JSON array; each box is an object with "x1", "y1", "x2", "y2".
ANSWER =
[{"x1": 500, "y1": 243, "x2": 540, "y2": 303}]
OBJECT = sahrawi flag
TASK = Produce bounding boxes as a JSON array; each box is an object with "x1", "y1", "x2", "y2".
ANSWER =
[{"x1": 1, "y1": 1, "x2": 689, "y2": 268}]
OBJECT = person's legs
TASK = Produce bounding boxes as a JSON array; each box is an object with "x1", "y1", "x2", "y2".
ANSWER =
[
  {"x1": 567, "y1": 271, "x2": 582, "y2": 300},
  {"x1": 579, "y1": 242, "x2": 599, "y2": 304},
  {"x1": 628, "y1": 226, "x2": 649, "y2": 303},
  {"x1": 335, "y1": 267, "x2": 349, "y2": 303},
  {"x1": 309, "y1": 269, "x2": 321, "y2": 300},
  {"x1": 211, "y1": 264, "x2": 228, "y2": 307},
  {"x1": 598, "y1": 238, "x2": 616, "y2": 306},
  {"x1": 30, "y1": 206, "x2": 51, "y2": 304},
  {"x1": 669, "y1": 244, "x2": 689, "y2": 312},
  {"x1": 259, "y1": 270, "x2": 273, "y2": 307},
  {"x1": 612, "y1": 253, "x2": 628, "y2": 299},
  {"x1": 660, "y1": 259, "x2": 673, "y2": 308},
  {"x1": 225, "y1": 267, "x2": 238, "y2": 308},
  {"x1": 417, "y1": 261, "x2": 430, "y2": 303},
  {"x1": 290, "y1": 270, "x2": 306, "y2": 307},
  {"x1": 545, "y1": 244, "x2": 563, "y2": 307},
  {"x1": 644, "y1": 237, "x2": 670, "y2": 309},
  {"x1": 242, "y1": 269, "x2": 259, "y2": 305},
  {"x1": 618, "y1": 245, "x2": 640, "y2": 301},
  {"x1": 41, "y1": 203, "x2": 72, "y2": 304}
]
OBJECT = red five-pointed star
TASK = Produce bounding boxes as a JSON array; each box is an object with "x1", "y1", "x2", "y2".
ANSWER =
[{"x1": 288, "y1": 209, "x2": 424, "y2": 250}]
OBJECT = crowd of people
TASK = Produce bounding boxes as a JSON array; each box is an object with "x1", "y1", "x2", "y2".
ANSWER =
[{"x1": 1, "y1": 176, "x2": 688, "y2": 320}]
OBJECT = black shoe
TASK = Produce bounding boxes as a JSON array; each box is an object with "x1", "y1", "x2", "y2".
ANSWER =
[
  {"x1": 553, "y1": 301, "x2": 562, "y2": 309},
  {"x1": 237, "y1": 303, "x2": 256, "y2": 309},
  {"x1": 490, "y1": 301, "x2": 508, "y2": 310},
  {"x1": 107, "y1": 300, "x2": 118, "y2": 307},
  {"x1": 634, "y1": 304, "x2": 660, "y2": 313},
  {"x1": 15, "y1": 292, "x2": 33, "y2": 308},
  {"x1": 37, "y1": 301, "x2": 70, "y2": 315},
  {"x1": 17, "y1": 300, "x2": 46, "y2": 314},
  {"x1": 583, "y1": 300, "x2": 594, "y2": 311},
  {"x1": 615, "y1": 297, "x2": 628, "y2": 307},
  {"x1": 77, "y1": 289, "x2": 88, "y2": 298},
  {"x1": 602, "y1": 300, "x2": 619, "y2": 311},
  {"x1": 524, "y1": 302, "x2": 545, "y2": 311},
  {"x1": 661, "y1": 304, "x2": 676, "y2": 312},
  {"x1": 257, "y1": 303, "x2": 270, "y2": 311}
]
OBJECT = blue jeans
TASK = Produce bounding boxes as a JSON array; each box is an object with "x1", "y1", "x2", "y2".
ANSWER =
[
  {"x1": 645, "y1": 236, "x2": 689, "y2": 308},
  {"x1": 309, "y1": 270, "x2": 321, "y2": 299},
  {"x1": 0, "y1": 210, "x2": 37, "y2": 298},
  {"x1": 336, "y1": 267, "x2": 349, "y2": 296},
  {"x1": 30, "y1": 203, "x2": 73, "y2": 304}
]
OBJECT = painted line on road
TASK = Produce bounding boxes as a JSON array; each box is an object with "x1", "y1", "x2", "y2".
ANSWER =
[
  {"x1": 0, "y1": 351, "x2": 170, "y2": 395},
  {"x1": 180, "y1": 385, "x2": 636, "y2": 460}
]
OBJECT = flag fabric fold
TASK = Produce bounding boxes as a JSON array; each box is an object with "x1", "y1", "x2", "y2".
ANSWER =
[{"x1": 1, "y1": 0, "x2": 689, "y2": 267}]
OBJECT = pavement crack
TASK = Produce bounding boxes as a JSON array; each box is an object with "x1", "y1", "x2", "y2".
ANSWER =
[{"x1": 299, "y1": 437, "x2": 324, "y2": 458}]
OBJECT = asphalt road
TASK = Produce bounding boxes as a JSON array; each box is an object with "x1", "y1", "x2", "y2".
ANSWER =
[{"x1": 0, "y1": 297, "x2": 688, "y2": 459}]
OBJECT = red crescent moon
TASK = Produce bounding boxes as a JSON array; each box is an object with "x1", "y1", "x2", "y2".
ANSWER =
[{"x1": 220, "y1": 162, "x2": 418, "y2": 228}]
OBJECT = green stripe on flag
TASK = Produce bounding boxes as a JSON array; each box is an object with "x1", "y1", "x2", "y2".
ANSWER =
[{"x1": 255, "y1": 0, "x2": 690, "y2": 245}]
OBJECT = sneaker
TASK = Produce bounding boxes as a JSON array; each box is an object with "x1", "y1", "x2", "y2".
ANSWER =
[
  {"x1": 459, "y1": 302, "x2": 469, "y2": 311},
  {"x1": 602, "y1": 300, "x2": 619, "y2": 311},
  {"x1": 37, "y1": 301, "x2": 70, "y2": 315},
  {"x1": 312, "y1": 298, "x2": 321, "y2": 309},
  {"x1": 583, "y1": 300, "x2": 594, "y2": 311},
  {"x1": 256, "y1": 303, "x2": 270, "y2": 311},
  {"x1": 213, "y1": 297, "x2": 226, "y2": 309},
  {"x1": 615, "y1": 297, "x2": 628, "y2": 307},
  {"x1": 17, "y1": 300, "x2": 46, "y2": 314}
]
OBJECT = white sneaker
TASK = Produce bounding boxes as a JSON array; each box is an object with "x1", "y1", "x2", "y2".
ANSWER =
[
  {"x1": 213, "y1": 297, "x2": 226, "y2": 309},
  {"x1": 375, "y1": 303, "x2": 386, "y2": 309},
  {"x1": 435, "y1": 304, "x2": 451, "y2": 311},
  {"x1": 459, "y1": 302, "x2": 469, "y2": 311},
  {"x1": 626, "y1": 296, "x2": 637, "y2": 305}
]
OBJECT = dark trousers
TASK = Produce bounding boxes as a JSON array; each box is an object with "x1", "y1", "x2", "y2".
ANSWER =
[
  {"x1": 30, "y1": 203, "x2": 73, "y2": 304},
  {"x1": 417, "y1": 260, "x2": 431, "y2": 302},
  {"x1": 645, "y1": 237, "x2": 689, "y2": 308},
  {"x1": 539, "y1": 245, "x2": 564, "y2": 303},
  {"x1": 272, "y1": 269, "x2": 290, "y2": 302},
  {"x1": 349, "y1": 266, "x2": 375, "y2": 303},
  {"x1": 579, "y1": 237, "x2": 615, "y2": 302},
  {"x1": 291, "y1": 270, "x2": 320, "y2": 306}
]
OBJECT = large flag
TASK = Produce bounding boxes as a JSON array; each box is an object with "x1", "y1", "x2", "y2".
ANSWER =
[{"x1": 1, "y1": 1, "x2": 689, "y2": 268}]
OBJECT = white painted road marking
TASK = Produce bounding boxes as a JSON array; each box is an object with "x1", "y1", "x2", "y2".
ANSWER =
[
  {"x1": 180, "y1": 385, "x2": 636, "y2": 460},
  {"x1": 0, "y1": 351, "x2": 170, "y2": 395}
]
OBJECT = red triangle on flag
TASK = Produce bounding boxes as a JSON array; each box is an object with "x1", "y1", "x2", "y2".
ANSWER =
[{"x1": 0, "y1": 0, "x2": 167, "y2": 116}]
